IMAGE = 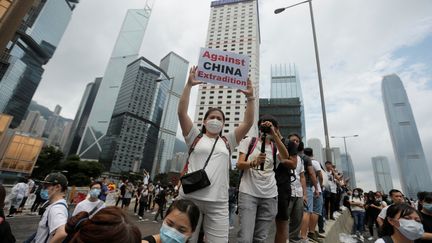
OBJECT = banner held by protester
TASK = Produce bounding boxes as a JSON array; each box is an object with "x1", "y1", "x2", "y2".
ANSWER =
[{"x1": 196, "y1": 47, "x2": 250, "y2": 90}]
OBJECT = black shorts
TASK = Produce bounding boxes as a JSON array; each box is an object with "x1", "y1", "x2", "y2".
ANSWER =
[
  {"x1": 122, "y1": 198, "x2": 131, "y2": 206},
  {"x1": 276, "y1": 193, "x2": 290, "y2": 221}
]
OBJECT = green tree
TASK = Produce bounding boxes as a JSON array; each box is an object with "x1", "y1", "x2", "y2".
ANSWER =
[
  {"x1": 57, "y1": 156, "x2": 104, "y2": 186},
  {"x1": 32, "y1": 146, "x2": 64, "y2": 179}
]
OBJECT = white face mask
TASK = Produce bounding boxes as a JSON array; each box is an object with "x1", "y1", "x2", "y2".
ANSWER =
[
  {"x1": 205, "y1": 119, "x2": 223, "y2": 134},
  {"x1": 397, "y1": 218, "x2": 424, "y2": 240}
]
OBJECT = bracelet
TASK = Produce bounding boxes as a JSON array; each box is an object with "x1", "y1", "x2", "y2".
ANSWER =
[{"x1": 247, "y1": 96, "x2": 255, "y2": 101}]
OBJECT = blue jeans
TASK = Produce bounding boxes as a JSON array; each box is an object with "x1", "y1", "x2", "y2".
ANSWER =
[{"x1": 352, "y1": 210, "x2": 365, "y2": 232}]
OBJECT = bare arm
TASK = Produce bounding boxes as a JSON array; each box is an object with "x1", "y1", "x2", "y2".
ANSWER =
[
  {"x1": 234, "y1": 79, "x2": 255, "y2": 143},
  {"x1": 237, "y1": 152, "x2": 260, "y2": 170},
  {"x1": 279, "y1": 155, "x2": 297, "y2": 169},
  {"x1": 317, "y1": 171, "x2": 324, "y2": 187},
  {"x1": 306, "y1": 166, "x2": 319, "y2": 194},
  {"x1": 377, "y1": 216, "x2": 384, "y2": 227},
  {"x1": 178, "y1": 66, "x2": 203, "y2": 137},
  {"x1": 49, "y1": 225, "x2": 67, "y2": 243},
  {"x1": 300, "y1": 172, "x2": 307, "y2": 202}
]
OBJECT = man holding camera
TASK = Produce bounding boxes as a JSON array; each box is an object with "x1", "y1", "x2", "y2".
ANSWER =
[{"x1": 236, "y1": 115, "x2": 294, "y2": 242}]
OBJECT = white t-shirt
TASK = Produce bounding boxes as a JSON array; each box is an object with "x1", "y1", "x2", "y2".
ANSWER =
[
  {"x1": 311, "y1": 159, "x2": 322, "y2": 193},
  {"x1": 378, "y1": 205, "x2": 390, "y2": 219},
  {"x1": 34, "y1": 199, "x2": 68, "y2": 243},
  {"x1": 238, "y1": 137, "x2": 278, "y2": 198},
  {"x1": 350, "y1": 196, "x2": 365, "y2": 212},
  {"x1": 72, "y1": 198, "x2": 105, "y2": 216},
  {"x1": 179, "y1": 126, "x2": 237, "y2": 202},
  {"x1": 291, "y1": 155, "x2": 305, "y2": 198},
  {"x1": 375, "y1": 239, "x2": 385, "y2": 243},
  {"x1": 324, "y1": 170, "x2": 337, "y2": 193}
]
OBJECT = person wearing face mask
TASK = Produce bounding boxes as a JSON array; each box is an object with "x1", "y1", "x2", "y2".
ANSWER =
[
  {"x1": 72, "y1": 181, "x2": 105, "y2": 217},
  {"x1": 177, "y1": 66, "x2": 255, "y2": 242},
  {"x1": 236, "y1": 115, "x2": 292, "y2": 242},
  {"x1": 350, "y1": 188, "x2": 366, "y2": 240},
  {"x1": 28, "y1": 172, "x2": 69, "y2": 243},
  {"x1": 416, "y1": 192, "x2": 432, "y2": 243},
  {"x1": 142, "y1": 199, "x2": 200, "y2": 243},
  {"x1": 375, "y1": 203, "x2": 424, "y2": 243},
  {"x1": 366, "y1": 191, "x2": 388, "y2": 240},
  {"x1": 31, "y1": 181, "x2": 48, "y2": 214},
  {"x1": 378, "y1": 189, "x2": 405, "y2": 228}
]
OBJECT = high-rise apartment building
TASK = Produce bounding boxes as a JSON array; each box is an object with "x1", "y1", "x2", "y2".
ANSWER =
[
  {"x1": 0, "y1": 0, "x2": 78, "y2": 128},
  {"x1": 270, "y1": 64, "x2": 305, "y2": 138},
  {"x1": 64, "y1": 78, "x2": 102, "y2": 157},
  {"x1": 371, "y1": 156, "x2": 394, "y2": 194},
  {"x1": 19, "y1": 111, "x2": 41, "y2": 134},
  {"x1": 307, "y1": 138, "x2": 324, "y2": 164},
  {"x1": 330, "y1": 147, "x2": 342, "y2": 168},
  {"x1": 382, "y1": 74, "x2": 432, "y2": 198},
  {"x1": 194, "y1": 0, "x2": 261, "y2": 161},
  {"x1": 100, "y1": 57, "x2": 170, "y2": 173},
  {"x1": 151, "y1": 52, "x2": 189, "y2": 176},
  {"x1": 340, "y1": 153, "x2": 357, "y2": 188},
  {"x1": 78, "y1": 5, "x2": 153, "y2": 160},
  {"x1": 44, "y1": 104, "x2": 62, "y2": 137}
]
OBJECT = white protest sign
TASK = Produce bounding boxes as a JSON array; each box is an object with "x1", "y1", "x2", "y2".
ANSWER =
[{"x1": 196, "y1": 47, "x2": 250, "y2": 90}]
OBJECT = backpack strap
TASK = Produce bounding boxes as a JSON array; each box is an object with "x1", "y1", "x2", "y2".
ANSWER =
[
  {"x1": 221, "y1": 136, "x2": 232, "y2": 170},
  {"x1": 88, "y1": 201, "x2": 104, "y2": 216}
]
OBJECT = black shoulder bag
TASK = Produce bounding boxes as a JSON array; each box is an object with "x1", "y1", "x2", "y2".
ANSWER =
[{"x1": 181, "y1": 136, "x2": 219, "y2": 194}]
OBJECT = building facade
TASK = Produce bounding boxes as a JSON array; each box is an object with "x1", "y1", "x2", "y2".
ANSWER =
[
  {"x1": 382, "y1": 74, "x2": 432, "y2": 198},
  {"x1": 270, "y1": 64, "x2": 305, "y2": 138},
  {"x1": 0, "y1": 0, "x2": 77, "y2": 127},
  {"x1": 151, "y1": 52, "x2": 189, "y2": 176},
  {"x1": 340, "y1": 153, "x2": 357, "y2": 189},
  {"x1": 371, "y1": 156, "x2": 394, "y2": 194},
  {"x1": 99, "y1": 57, "x2": 170, "y2": 173},
  {"x1": 259, "y1": 98, "x2": 302, "y2": 138},
  {"x1": 307, "y1": 138, "x2": 324, "y2": 165},
  {"x1": 77, "y1": 6, "x2": 153, "y2": 160},
  {"x1": 63, "y1": 78, "x2": 102, "y2": 157},
  {"x1": 193, "y1": 0, "x2": 261, "y2": 161}
]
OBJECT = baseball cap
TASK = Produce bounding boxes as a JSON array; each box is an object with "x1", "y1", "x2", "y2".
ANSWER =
[{"x1": 42, "y1": 172, "x2": 68, "y2": 187}]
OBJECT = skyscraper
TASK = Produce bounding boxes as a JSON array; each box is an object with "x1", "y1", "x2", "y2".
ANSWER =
[
  {"x1": 99, "y1": 57, "x2": 170, "y2": 173},
  {"x1": 371, "y1": 156, "x2": 394, "y2": 194},
  {"x1": 307, "y1": 138, "x2": 324, "y2": 164},
  {"x1": 77, "y1": 4, "x2": 153, "y2": 160},
  {"x1": 382, "y1": 74, "x2": 432, "y2": 198},
  {"x1": 151, "y1": 52, "x2": 189, "y2": 176},
  {"x1": 44, "y1": 104, "x2": 62, "y2": 137},
  {"x1": 271, "y1": 64, "x2": 305, "y2": 138},
  {"x1": 0, "y1": 0, "x2": 78, "y2": 127},
  {"x1": 194, "y1": 0, "x2": 261, "y2": 161},
  {"x1": 63, "y1": 78, "x2": 102, "y2": 157},
  {"x1": 19, "y1": 111, "x2": 41, "y2": 134},
  {"x1": 340, "y1": 153, "x2": 357, "y2": 188},
  {"x1": 259, "y1": 98, "x2": 302, "y2": 137}
]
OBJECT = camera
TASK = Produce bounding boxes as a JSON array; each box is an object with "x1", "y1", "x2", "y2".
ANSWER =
[{"x1": 259, "y1": 125, "x2": 271, "y2": 134}]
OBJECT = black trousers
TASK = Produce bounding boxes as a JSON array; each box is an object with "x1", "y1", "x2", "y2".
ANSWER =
[{"x1": 324, "y1": 192, "x2": 336, "y2": 219}]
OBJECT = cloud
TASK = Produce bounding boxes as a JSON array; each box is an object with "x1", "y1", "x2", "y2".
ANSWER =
[{"x1": 32, "y1": 0, "x2": 432, "y2": 192}]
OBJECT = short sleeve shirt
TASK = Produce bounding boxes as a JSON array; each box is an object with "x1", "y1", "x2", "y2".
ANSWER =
[
  {"x1": 179, "y1": 126, "x2": 237, "y2": 202},
  {"x1": 72, "y1": 199, "x2": 105, "y2": 217},
  {"x1": 238, "y1": 137, "x2": 278, "y2": 198},
  {"x1": 311, "y1": 159, "x2": 322, "y2": 193},
  {"x1": 291, "y1": 155, "x2": 305, "y2": 197},
  {"x1": 378, "y1": 205, "x2": 390, "y2": 220},
  {"x1": 34, "y1": 199, "x2": 68, "y2": 243}
]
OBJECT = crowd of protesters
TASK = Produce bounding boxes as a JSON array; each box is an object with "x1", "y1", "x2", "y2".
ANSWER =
[{"x1": 1, "y1": 66, "x2": 432, "y2": 243}]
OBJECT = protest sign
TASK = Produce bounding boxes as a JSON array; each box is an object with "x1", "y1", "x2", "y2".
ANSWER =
[{"x1": 196, "y1": 47, "x2": 250, "y2": 90}]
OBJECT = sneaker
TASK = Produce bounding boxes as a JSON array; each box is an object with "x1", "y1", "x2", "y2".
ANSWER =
[
  {"x1": 229, "y1": 226, "x2": 235, "y2": 230},
  {"x1": 152, "y1": 220, "x2": 158, "y2": 223},
  {"x1": 151, "y1": 212, "x2": 156, "y2": 215},
  {"x1": 367, "y1": 236, "x2": 374, "y2": 241},
  {"x1": 6, "y1": 214, "x2": 14, "y2": 218},
  {"x1": 318, "y1": 229, "x2": 325, "y2": 234},
  {"x1": 359, "y1": 235, "x2": 364, "y2": 242},
  {"x1": 138, "y1": 216, "x2": 143, "y2": 220},
  {"x1": 308, "y1": 232, "x2": 323, "y2": 243},
  {"x1": 315, "y1": 231, "x2": 325, "y2": 238}
]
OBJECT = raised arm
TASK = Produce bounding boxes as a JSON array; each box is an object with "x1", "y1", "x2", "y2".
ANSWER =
[
  {"x1": 178, "y1": 66, "x2": 203, "y2": 136},
  {"x1": 234, "y1": 79, "x2": 255, "y2": 143}
]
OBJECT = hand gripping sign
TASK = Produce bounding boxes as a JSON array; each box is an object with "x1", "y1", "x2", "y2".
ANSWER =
[{"x1": 197, "y1": 48, "x2": 250, "y2": 90}]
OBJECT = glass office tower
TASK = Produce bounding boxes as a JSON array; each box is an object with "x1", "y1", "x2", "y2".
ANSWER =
[
  {"x1": 382, "y1": 74, "x2": 432, "y2": 199},
  {"x1": 371, "y1": 156, "x2": 394, "y2": 194},
  {"x1": 0, "y1": 0, "x2": 77, "y2": 127},
  {"x1": 151, "y1": 52, "x2": 188, "y2": 176},
  {"x1": 100, "y1": 57, "x2": 170, "y2": 173},
  {"x1": 77, "y1": 6, "x2": 152, "y2": 160}
]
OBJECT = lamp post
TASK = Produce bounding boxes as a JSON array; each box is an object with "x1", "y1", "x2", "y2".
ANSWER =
[
  {"x1": 151, "y1": 76, "x2": 175, "y2": 178},
  {"x1": 275, "y1": 0, "x2": 332, "y2": 161},
  {"x1": 331, "y1": 134, "x2": 359, "y2": 167}
]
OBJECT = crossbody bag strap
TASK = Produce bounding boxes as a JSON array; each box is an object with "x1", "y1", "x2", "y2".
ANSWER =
[
  {"x1": 202, "y1": 136, "x2": 219, "y2": 170},
  {"x1": 88, "y1": 201, "x2": 104, "y2": 216},
  {"x1": 180, "y1": 133, "x2": 204, "y2": 177}
]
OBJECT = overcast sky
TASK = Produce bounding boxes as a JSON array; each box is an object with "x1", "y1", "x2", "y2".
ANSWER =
[{"x1": 33, "y1": 0, "x2": 432, "y2": 192}]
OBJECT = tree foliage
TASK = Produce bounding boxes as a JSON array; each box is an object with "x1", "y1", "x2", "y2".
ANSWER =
[
  {"x1": 57, "y1": 159, "x2": 104, "y2": 186},
  {"x1": 32, "y1": 146, "x2": 64, "y2": 180}
]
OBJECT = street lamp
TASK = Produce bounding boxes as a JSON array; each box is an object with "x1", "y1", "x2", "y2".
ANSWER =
[
  {"x1": 275, "y1": 0, "x2": 332, "y2": 161},
  {"x1": 331, "y1": 135, "x2": 359, "y2": 169}
]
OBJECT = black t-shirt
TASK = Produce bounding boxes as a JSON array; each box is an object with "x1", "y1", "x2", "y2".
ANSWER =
[
  {"x1": 416, "y1": 211, "x2": 432, "y2": 243},
  {"x1": 142, "y1": 235, "x2": 156, "y2": 243}
]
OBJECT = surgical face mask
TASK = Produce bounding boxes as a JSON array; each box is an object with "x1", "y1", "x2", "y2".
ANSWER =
[
  {"x1": 353, "y1": 192, "x2": 359, "y2": 196},
  {"x1": 89, "y1": 188, "x2": 101, "y2": 198},
  {"x1": 205, "y1": 119, "x2": 223, "y2": 134},
  {"x1": 423, "y1": 203, "x2": 432, "y2": 212},
  {"x1": 397, "y1": 218, "x2": 424, "y2": 240},
  {"x1": 40, "y1": 189, "x2": 49, "y2": 200},
  {"x1": 160, "y1": 222, "x2": 188, "y2": 243},
  {"x1": 376, "y1": 197, "x2": 382, "y2": 202}
]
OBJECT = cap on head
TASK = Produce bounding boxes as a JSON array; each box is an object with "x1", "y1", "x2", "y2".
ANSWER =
[{"x1": 43, "y1": 172, "x2": 68, "y2": 187}]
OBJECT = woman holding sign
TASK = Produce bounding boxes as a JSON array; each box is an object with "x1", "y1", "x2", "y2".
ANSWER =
[{"x1": 177, "y1": 66, "x2": 255, "y2": 242}]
